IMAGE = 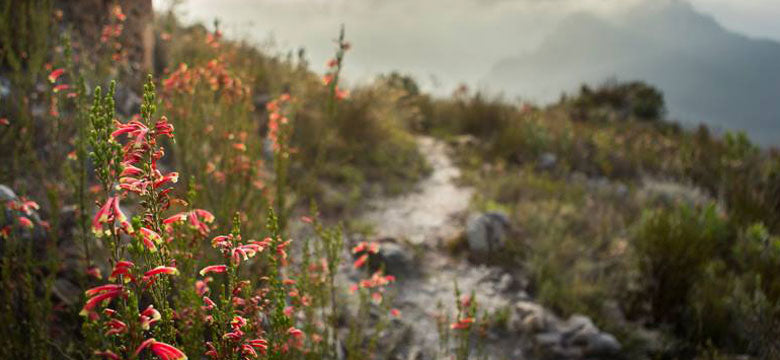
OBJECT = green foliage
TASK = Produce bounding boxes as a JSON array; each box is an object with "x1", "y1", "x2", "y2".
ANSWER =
[{"x1": 633, "y1": 204, "x2": 731, "y2": 325}]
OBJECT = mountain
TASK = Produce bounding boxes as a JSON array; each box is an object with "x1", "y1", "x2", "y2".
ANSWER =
[{"x1": 486, "y1": 0, "x2": 780, "y2": 146}]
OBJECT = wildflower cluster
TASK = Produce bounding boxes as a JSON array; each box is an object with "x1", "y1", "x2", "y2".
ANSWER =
[
  {"x1": 322, "y1": 27, "x2": 350, "y2": 102},
  {"x1": 162, "y1": 61, "x2": 249, "y2": 103},
  {"x1": 100, "y1": 4, "x2": 127, "y2": 62},
  {"x1": 2, "y1": 197, "x2": 42, "y2": 233}
]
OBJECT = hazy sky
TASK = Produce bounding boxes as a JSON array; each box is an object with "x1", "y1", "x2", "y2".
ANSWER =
[{"x1": 155, "y1": 0, "x2": 780, "y2": 95}]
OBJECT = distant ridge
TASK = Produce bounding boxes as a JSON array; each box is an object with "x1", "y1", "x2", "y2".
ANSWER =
[{"x1": 486, "y1": 0, "x2": 780, "y2": 145}]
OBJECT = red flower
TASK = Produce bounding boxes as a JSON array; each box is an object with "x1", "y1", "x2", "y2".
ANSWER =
[
  {"x1": 139, "y1": 227, "x2": 162, "y2": 252},
  {"x1": 53, "y1": 84, "x2": 70, "y2": 93},
  {"x1": 164, "y1": 209, "x2": 214, "y2": 235},
  {"x1": 353, "y1": 254, "x2": 369, "y2": 269},
  {"x1": 153, "y1": 172, "x2": 179, "y2": 189},
  {"x1": 144, "y1": 266, "x2": 179, "y2": 278},
  {"x1": 48, "y1": 68, "x2": 64, "y2": 83},
  {"x1": 155, "y1": 116, "x2": 175, "y2": 138},
  {"x1": 0, "y1": 118, "x2": 8, "y2": 126},
  {"x1": 105, "y1": 319, "x2": 127, "y2": 336},
  {"x1": 390, "y1": 308, "x2": 401, "y2": 318},
  {"x1": 93, "y1": 350, "x2": 120, "y2": 360},
  {"x1": 86, "y1": 265, "x2": 103, "y2": 280},
  {"x1": 140, "y1": 305, "x2": 161, "y2": 330},
  {"x1": 134, "y1": 338, "x2": 188, "y2": 360},
  {"x1": 199, "y1": 265, "x2": 227, "y2": 276},
  {"x1": 352, "y1": 241, "x2": 378, "y2": 254},
  {"x1": 450, "y1": 317, "x2": 474, "y2": 330},
  {"x1": 92, "y1": 196, "x2": 133, "y2": 236},
  {"x1": 17, "y1": 216, "x2": 33, "y2": 229},
  {"x1": 81, "y1": 285, "x2": 125, "y2": 317},
  {"x1": 108, "y1": 260, "x2": 135, "y2": 282}
]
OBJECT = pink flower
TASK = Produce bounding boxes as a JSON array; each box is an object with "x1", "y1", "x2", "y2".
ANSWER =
[
  {"x1": 108, "y1": 261, "x2": 135, "y2": 282},
  {"x1": 202, "y1": 296, "x2": 216, "y2": 311},
  {"x1": 231, "y1": 315, "x2": 247, "y2": 329},
  {"x1": 105, "y1": 319, "x2": 127, "y2": 336},
  {"x1": 155, "y1": 116, "x2": 174, "y2": 138},
  {"x1": 153, "y1": 172, "x2": 179, "y2": 189},
  {"x1": 140, "y1": 305, "x2": 161, "y2": 330},
  {"x1": 139, "y1": 227, "x2": 162, "y2": 252},
  {"x1": 199, "y1": 265, "x2": 227, "y2": 276},
  {"x1": 81, "y1": 286, "x2": 124, "y2": 317},
  {"x1": 111, "y1": 120, "x2": 149, "y2": 148},
  {"x1": 85, "y1": 284, "x2": 123, "y2": 297},
  {"x1": 144, "y1": 266, "x2": 179, "y2": 278},
  {"x1": 134, "y1": 338, "x2": 188, "y2": 360},
  {"x1": 86, "y1": 265, "x2": 103, "y2": 280},
  {"x1": 48, "y1": 68, "x2": 64, "y2": 83},
  {"x1": 353, "y1": 254, "x2": 369, "y2": 269},
  {"x1": 390, "y1": 308, "x2": 401, "y2": 318},
  {"x1": 164, "y1": 209, "x2": 214, "y2": 235},
  {"x1": 17, "y1": 216, "x2": 33, "y2": 229},
  {"x1": 93, "y1": 350, "x2": 120, "y2": 360},
  {"x1": 450, "y1": 317, "x2": 474, "y2": 330},
  {"x1": 92, "y1": 196, "x2": 133, "y2": 237},
  {"x1": 120, "y1": 164, "x2": 143, "y2": 177},
  {"x1": 352, "y1": 241, "x2": 378, "y2": 254},
  {"x1": 53, "y1": 84, "x2": 70, "y2": 93}
]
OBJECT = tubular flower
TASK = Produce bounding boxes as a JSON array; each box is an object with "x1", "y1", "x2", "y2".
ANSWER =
[
  {"x1": 105, "y1": 319, "x2": 127, "y2": 336},
  {"x1": 231, "y1": 315, "x2": 247, "y2": 329},
  {"x1": 195, "y1": 278, "x2": 211, "y2": 296},
  {"x1": 86, "y1": 266, "x2": 103, "y2": 280},
  {"x1": 352, "y1": 241, "x2": 378, "y2": 254},
  {"x1": 211, "y1": 235, "x2": 232, "y2": 249},
  {"x1": 202, "y1": 296, "x2": 216, "y2": 311},
  {"x1": 111, "y1": 120, "x2": 149, "y2": 148},
  {"x1": 140, "y1": 305, "x2": 161, "y2": 330},
  {"x1": 164, "y1": 209, "x2": 214, "y2": 235},
  {"x1": 353, "y1": 254, "x2": 369, "y2": 269},
  {"x1": 85, "y1": 284, "x2": 124, "y2": 297},
  {"x1": 93, "y1": 350, "x2": 121, "y2": 360},
  {"x1": 81, "y1": 286, "x2": 125, "y2": 316},
  {"x1": 92, "y1": 196, "x2": 133, "y2": 236},
  {"x1": 108, "y1": 260, "x2": 135, "y2": 282},
  {"x1": 144, "y1": 266, "x2": 179, "y2": 278},
  {"x1": 199, "y1": 265, "x2": 227, "y2": 276},
  {"x1": 7, "y1": 198, "x2": 40, "y2": 215},
  {"x1": 134, "y1": 338, "x2": 188, "y2": 360},
  {"x1": 155, "y1": 116, "x2": 174, "y2": 138},
  {"x1": 450, "y1": 317, "x2": 475, "y2": 330},
  {"x1": 153, "y1": 171, "x2": 179, "y2": 189},
  {"x1": 17, "y1": 216, "x2": 34, "y2": 229},
  {"x1": 120, "y1": 164, "x2": 143, "y2": 177},
  {"x1": 231, "y1": 244, "x2": 262, "y2": 265},
  {"x1": 139, "y1": 227, "x2": 163, "y2": 252},
  {"x1": 53, "y1": 84, "x2": 70, "y2": 93},
  {"x1": 48, "y1": 68, "x2": 64, "y2": 83}
]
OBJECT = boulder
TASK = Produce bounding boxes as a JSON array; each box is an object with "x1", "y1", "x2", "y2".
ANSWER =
[
  {"x1": 582, "y1": 333, "x2": 621, "y2": 356},
  {"x1": 511, "y1": 300, "x2": 558, "y2": 333},
  {"x1": 376, "y1": 239, "x2": 414, "y2": 277},
  {"x1": 537, "y1": 152, "x2": 558, "y2": 170},
  {"x1": 466, "y1": 212, "x2": 511, "y2": 255}
]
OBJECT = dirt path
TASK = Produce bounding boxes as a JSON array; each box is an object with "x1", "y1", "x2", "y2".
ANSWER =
[
  {"x1": 360, "y1": 136, "x2": 525, "y2": 359},
  {"x1": 363, "y1": 136, "x2": 473, "y2": 245}
]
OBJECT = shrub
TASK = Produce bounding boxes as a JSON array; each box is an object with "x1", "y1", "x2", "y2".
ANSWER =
[{"x1": 632, "y1": 203, "x2": 732, "y2": 326}]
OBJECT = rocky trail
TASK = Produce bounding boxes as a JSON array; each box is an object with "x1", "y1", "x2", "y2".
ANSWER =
[{"x1": 352, "y1": 136, "x2": 623, "y2": 360}]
